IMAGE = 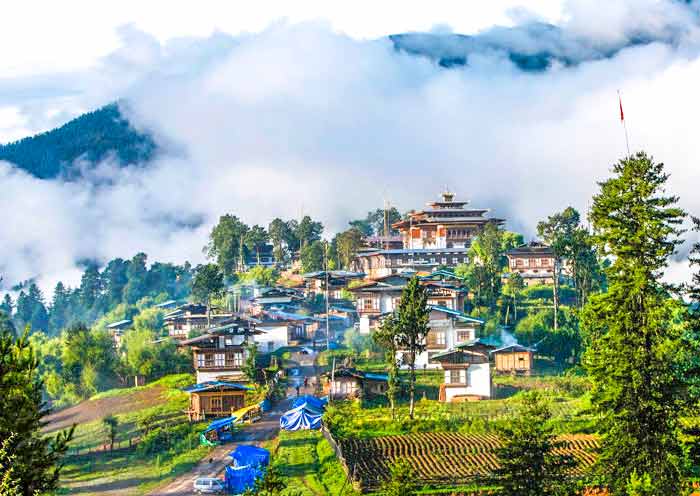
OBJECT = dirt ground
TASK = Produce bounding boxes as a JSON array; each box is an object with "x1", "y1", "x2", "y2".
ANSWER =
[{"x1": 44, "y1": 386, "x2": 166, "y2": 433}]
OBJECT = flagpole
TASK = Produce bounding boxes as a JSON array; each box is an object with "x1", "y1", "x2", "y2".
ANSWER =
[{"x1": 618, "y1": 90, "x2": 630, "y2": 156}]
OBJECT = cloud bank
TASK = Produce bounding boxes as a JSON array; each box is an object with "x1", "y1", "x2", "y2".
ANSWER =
[{"x1": 2, "y1": 0, "x2": 700, "y2": 291}]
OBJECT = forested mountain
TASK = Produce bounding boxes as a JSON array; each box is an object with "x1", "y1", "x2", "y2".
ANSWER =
[{"x1": 0, "y1": 103, "x2": 156, "y2": 179}]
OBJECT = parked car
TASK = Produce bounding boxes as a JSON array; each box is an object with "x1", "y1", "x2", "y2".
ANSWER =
[{"x1": 193, "y1": 477, "x2": 225, "y2": 494}]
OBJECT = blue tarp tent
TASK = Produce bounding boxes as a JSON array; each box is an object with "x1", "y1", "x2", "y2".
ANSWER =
[
  {"x1": 225, "y1": 465, "x2": 261, "y2": 494},
  {"x1": 280, "y1": 403, "x2": 323, "y2": 431},
  {"x1": 200, "y1": 416, "x2": 238, "y2": 445},
  {"x1": 229, "y1": 445, "x2": 270, "y2": 468},
  {"x1": 291, "y1": 395, "x2": 326, "y2": 412}
]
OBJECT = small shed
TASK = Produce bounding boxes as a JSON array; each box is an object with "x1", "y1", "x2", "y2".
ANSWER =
[
  {"x1": 492, "y1": 344, "x2": 535, "y2": 375},
  {"x1": 322, "y1": 367, "x2": 389, "y2": 399},
  {"x1": 183, "y1": 381, "x2": 252, "y2": 421}
]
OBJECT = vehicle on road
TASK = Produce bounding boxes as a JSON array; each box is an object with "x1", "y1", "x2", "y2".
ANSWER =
[{"x1": 193, "y1": 477, "x2": 225, "y2": 494}]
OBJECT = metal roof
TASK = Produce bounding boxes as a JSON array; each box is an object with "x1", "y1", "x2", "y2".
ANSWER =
[
  {"x1": 491, "y1": 343, "x2": 536, "y2": 353},
  {"x1": 356, "y1": 247, "x2": 469, "y2": 257},
  {"x1": 106, "y1": 319, "x2": 131, "y2": 328},
  {"x1": 182, "y1": 381, "x2": 252, "y2": 393},
  {"x1": 428, "y1": 305, "x2": 485, "y2": 324}
]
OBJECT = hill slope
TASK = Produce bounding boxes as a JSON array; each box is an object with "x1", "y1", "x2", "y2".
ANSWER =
[{"x1": 0, "y1": 103, "x2": 156, "y2": 179}]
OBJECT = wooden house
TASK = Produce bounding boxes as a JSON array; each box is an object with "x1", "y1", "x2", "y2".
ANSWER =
[
  {"x1": 349, "y1": 272, "x2": 468, "y2": 334},
  {"x1": 322, "y1": 367, "x2": 389, "y2": 400},
  {"x1": 504, "y1": 241, "x2": 556, "y2": 286},
  {"x1": 183, "y1": 381, "x2": 252, "y2": 421},
  {"x1": 431, "y1": 341, "x2": 494, "y2": 401},
  {"x1": 163, "y1": 303, "x2": 233, "y2": 340},
  {"x1": 492, "y1": 344, "x2": 535, "y2": 375},
  {"x1": 179, "y1": 317, "x2": 262, "y2": 384},
  {"x1": 106, "y1": 319, "x2": 131, "y2": 348}
]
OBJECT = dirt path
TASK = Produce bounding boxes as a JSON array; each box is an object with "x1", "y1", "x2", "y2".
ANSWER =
[
  {"x1": 44, "y1": 387, "x2": 166, "y2": 433},
  {"x1": 147, "y1": 402, "x2": 287, "y2": 496}
]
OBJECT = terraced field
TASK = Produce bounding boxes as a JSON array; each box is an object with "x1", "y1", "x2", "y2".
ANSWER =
[{"x1": 338, "y1": 432, "x2": 598, "y2": 490}]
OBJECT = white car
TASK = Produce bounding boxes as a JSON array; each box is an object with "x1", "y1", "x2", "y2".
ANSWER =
[{"x1": 193, "y1": 477, "x2": 225, "y2": 494}]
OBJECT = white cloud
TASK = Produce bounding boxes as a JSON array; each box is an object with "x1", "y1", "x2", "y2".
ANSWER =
[{"x1": 2, "y1": 1, "x2": 700, "y2": 292}]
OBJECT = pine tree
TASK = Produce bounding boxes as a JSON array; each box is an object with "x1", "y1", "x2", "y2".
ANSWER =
[
  {"x1": 394, "y1": 277, "x2": 430, "y2": 419},
  {"x1": 0, "y1": 328, "x2": 74, "y2": 494},
  {"x1": 494, "y1": 391, "x2": 574, "y2": 496},
  {"x1": 581, "y1": 152, "x2": 686, "y2": 494},
  {"x1": 49, "y1": 282, "x2": 71, "y2": 334},
  {"x1": 0, "y1": 294, "x2": 13, "y2": 317},
  {"x1": 373, "y1": 314, "x2": 401, "y2": 418}
]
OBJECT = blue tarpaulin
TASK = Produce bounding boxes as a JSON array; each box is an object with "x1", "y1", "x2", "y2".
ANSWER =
[
  {"x1": 280, "y1": 403, "x2": 323, "y2": 431},
  {"x1": 225, "y1": 464, "x2": 261, "y2": 494},
  {"x1": 229, "y1": 445, "x2": 270, "y2": 468},
  {"x1": 291, "y1": 395, "x2": 326, "y2": 412},
  {"x1": 259, "y1": 399, "x2": 271, "y2": 412}
]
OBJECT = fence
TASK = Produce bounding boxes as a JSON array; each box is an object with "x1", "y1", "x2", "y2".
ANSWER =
[{"x1": 70, "y1": 436, "x2": 140, "y2": 456}]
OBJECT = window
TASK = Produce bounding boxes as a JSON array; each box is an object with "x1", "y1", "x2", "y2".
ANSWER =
[
  {"x1": 452, "y1": 258, "x2": 459, "y2": 264},
  {"x1": 428, "y1": 331, "x2": 446, "y2": 347},
  {"x1": 214, "y1": 353, "x2": 225, "y2": 367},
  {"x1": 197, "y1": 354, "x2": 206, "y2": 368},
  {"x1": 441, "y1": 258, "x2": 447, "y2": 264},
  {"x1": 449, "y1": 369, "x2": 462, "y2": 384},
  {"x1": 456, "y1": 330, "x2": 473, "y2": 343},
  {"x1": 210, "y1": 397, "x2": 222, "y2": 410},
  {"x1": 225, "y1": 337, "x2": 234, "y2": 346},
  {"x1": 231, "y1": 352, "x2": 244, "y2": 367}
]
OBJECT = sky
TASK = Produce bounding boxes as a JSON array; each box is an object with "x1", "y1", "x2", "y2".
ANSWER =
[{"x1": 1, "y1": 0, "x2": 700, "y2": 292}]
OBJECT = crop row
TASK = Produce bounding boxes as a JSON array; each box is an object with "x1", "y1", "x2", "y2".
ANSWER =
[{"x1": 338, "y1": 433, "x2": 599, "y2": 490}]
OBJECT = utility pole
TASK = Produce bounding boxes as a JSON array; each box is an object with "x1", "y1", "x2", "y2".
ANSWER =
[
  {"x1": 329, "y1": 356, "x2": 336, "y2": 404},
  {"x1": 324, "y1": 241, "x2": 330, "y2": 351}
]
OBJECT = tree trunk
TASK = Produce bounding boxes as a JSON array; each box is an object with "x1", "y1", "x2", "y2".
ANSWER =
[
  {"x1": 409, "y1": 350, "x2": 416, "y2": 420},
  {"x1": 256, "y1": 246, "x2": 261, "y2": 265},
  {"x1": 514, "y1": 293, "x2": 518, "y2": 321},
  {"x1": 553, "y1": 260, "x2": 560, "y2": 331},
  {"x1": 207, "y1": 297, "x2": 211, "y2": 328}
]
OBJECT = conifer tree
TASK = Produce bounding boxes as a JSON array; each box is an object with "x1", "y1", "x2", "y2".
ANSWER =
[
  {"x1": 394, "y1": 277, "x2": 430, "y2": 419},
  {"x1": 581, "y1": 152, "x2": 686, "y2": 494},
  {"x1": 494, "y1": 391, "x2": 574, "y2": 496},
  {"x1": 373, "y1": 314, "x2": 400, "y2": 418},
  {"x1": 0, "y1": 328, "x2": 74, "y2": 494}
]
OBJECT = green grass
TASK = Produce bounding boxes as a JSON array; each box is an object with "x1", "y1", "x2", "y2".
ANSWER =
[
  {"x1": 58, "y1": 373, "x2": 214, "y2": 495},
  {"x1": 272, "y1": 430, "x2": 358, "y2": 495},
  {"x1": 325, "y1": 390, "x2": 594, "y2": 439}
]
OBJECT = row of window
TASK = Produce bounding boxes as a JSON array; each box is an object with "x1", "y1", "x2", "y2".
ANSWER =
[
  {"x1": 196, "y1": 352, "x2": 244, "y2": 368},
  {"x1": 512, "y1": 257, "x2": 552, "y2": 268}
]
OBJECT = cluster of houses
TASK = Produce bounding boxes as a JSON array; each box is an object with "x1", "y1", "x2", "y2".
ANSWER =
[{"x1": 107, "y1": 192, "x2": 553, "y2": 419}]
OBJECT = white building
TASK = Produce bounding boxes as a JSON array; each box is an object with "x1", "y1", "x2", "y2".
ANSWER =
[
  {"x1": 396, "y1": 306, "x2": 484, "y2": 370},
  {"x1": 431, "y1": 342, "x2": 493, "y2": 401}
]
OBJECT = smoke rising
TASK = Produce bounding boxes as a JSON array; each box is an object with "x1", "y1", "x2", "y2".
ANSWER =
[{"x1": 2, "y1": 0, "x2": 700, "y2": 291}]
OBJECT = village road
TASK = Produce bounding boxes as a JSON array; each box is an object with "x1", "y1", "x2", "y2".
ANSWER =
[
  {"x1": 148, "y1": 351, "x2": 319, "y2": 496},
  {"x1": 147, "y1": 403, "x2": 285, "y2": 496}
]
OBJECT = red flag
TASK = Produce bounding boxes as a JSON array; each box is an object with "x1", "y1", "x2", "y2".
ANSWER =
[{"x1": 618, "y1": 94, "x2": 624, "y2": 122}]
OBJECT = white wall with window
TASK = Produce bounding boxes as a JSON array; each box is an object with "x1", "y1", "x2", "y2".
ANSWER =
[
  {"x1": 443, "y1": 363, "x2": 491, "y2": 400},
  {"x1": 254, "y1": 324, "x2": 289, "y2": 353}
]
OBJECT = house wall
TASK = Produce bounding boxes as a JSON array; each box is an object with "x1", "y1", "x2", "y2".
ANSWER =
[
  {"x1": 400, "y1": 319, "x2": 479, "y2": 370},
  {"x1": 254, "y1": 324, "x2": 289, "y2": 353},
  {"x1": 196, "y1": 370, "x2": 248, "y2": 384},
  {"x1": 495, "y1": 351, "x2": 533, "y2": 373},
  {"x1": 443, "y1": 363, "x2": 491, "y2": 400}
]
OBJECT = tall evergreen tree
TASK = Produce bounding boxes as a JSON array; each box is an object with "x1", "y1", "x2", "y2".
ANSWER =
[
  {"x1": 79, "y1": 264, "x2": 102, "y2": 312},
  {"x1": 373, "y1": 315, "x2": 400, "y2": 418},
  {"x1": 0, "y1": 328, "x2": 74, "y2": 494},
  {"x1": 102, "y1": 258, "x2": 129, "y2": 307},
  {"x1": 123, "y1": 253, "x2": 148, "y2": 304},
  {"x1": 581, "y1": 152, "x2": 686, "y2": 494},
  {"x1": 49, "y1": 282, "x2": 71, "y2": 334},
  {"x1": 394, "y1": 277, "x2": 430, "y2": 419},
  {"x1": 494, "y1": 391, "x2": 574, "y2": 496},
  {"x1": 295, "y1": 216, "x2": 323, "y2": 250},
  {"x1": 0, "y1": 294, "x2": 13, "y2": 317}
]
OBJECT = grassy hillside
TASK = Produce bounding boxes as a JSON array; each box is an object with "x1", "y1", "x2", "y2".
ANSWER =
[{"x1": 51, "y1": 374, "x2": 212, "y2": 495}]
